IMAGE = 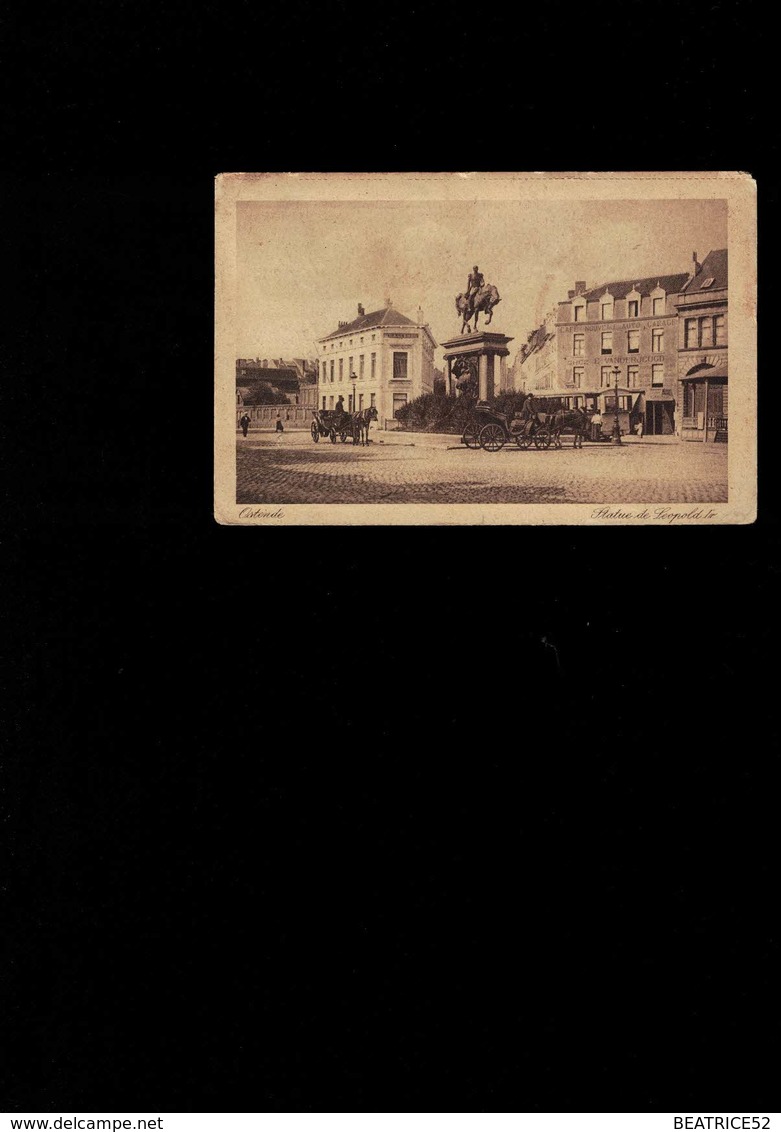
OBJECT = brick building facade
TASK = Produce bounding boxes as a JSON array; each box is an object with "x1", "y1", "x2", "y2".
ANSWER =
[{"x1": 516, "y1": 250, "x2": 728, "y2": 439}]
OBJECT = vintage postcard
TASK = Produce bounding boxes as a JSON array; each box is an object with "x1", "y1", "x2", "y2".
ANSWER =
[{"x1": 214, "y1": 172, "x2": 756, "y2": 526}]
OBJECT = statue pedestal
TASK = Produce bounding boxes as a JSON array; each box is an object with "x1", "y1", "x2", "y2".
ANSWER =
[{"x1": 441, "y1": 331, "x2": 514, "y2": 401}]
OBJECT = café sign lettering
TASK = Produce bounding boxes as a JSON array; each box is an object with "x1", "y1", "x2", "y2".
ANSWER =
[
  {"x1": 560, "y1": 317, "x2": 676, "y2": 330},
  {"x1": 565, "y1": 354, "x2": 667, "y2": 365}
]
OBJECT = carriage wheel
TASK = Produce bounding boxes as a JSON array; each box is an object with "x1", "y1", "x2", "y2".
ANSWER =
[
  {"x1": 329, "y1": 429, "x2": 337, "y2": 444},
  {"x1": 534, "y1": 429, "x2": 551, "y2": 450},
  {"x1": 462, "y1": 425, "x2": 480, "y2": 449},
  {"x1": 516, "y1": 431, "x2": 532, "y2": 449},
  {"x1": 340, "y1": 431, "x2": 348, "y2": 443},
  {"x1": 311, "y1": 422, "x2": 320, "y2": 443},
  {"x1": 479, "y1": 424, "x2": 505, "y2": 452}
]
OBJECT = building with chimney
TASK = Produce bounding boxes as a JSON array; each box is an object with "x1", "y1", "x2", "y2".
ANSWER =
[
  {"x1": 317, "y1": 303, "x2": 436, "y2": 426},
  {"x1": 675, "y1": 249, "x2": 728, "y2": 442},
  {"x1": 552, "y1": 271, "x2": 690, "y2": 434}
]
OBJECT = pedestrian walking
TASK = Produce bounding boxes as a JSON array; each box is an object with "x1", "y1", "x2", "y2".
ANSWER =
[
  {"x1": 276, "y1": 415, "x2": 284, "y2": 442},
  {"x1": 635, "y1": 418, "x2": 644, "y2": 438},
  {"x1": 239, "y1": 413, "x2": 250, "y2": 438},
  {"x1": 590, "y1": 408, "x2": 603, "y2": 442}
]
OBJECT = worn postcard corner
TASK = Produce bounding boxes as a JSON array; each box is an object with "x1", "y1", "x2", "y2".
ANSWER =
[{"x1": 214, "y1": 171, "x2": 756, "y2": 527}]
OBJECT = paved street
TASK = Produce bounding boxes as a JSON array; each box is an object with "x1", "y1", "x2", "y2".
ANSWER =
[{"x1": 236, "y1": 431, "x2": 728, "y2": 505}]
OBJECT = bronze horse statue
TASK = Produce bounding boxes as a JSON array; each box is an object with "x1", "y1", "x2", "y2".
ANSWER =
[{"x1": 455, "y1": 284, "x2": 501, "y2": 334}]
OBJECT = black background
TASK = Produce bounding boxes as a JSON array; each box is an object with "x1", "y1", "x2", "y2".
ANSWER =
[{"x1": 2, "y1": 0, "x2": 778, "y2": 1112}]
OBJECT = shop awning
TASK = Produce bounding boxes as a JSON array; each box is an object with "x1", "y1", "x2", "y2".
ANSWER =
[{"x1": 682, "y1": 364, "x2": 728, "y2": 381}]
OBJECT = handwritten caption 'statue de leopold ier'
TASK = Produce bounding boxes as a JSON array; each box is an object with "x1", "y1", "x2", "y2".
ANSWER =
[{"x1": 591, "y1": 506, "x2": 718, "y2": 523}]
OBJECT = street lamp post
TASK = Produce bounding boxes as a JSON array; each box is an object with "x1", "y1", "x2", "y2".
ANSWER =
[
  {"x1": 611, "y1": 366, "x2": 622, "y2": 445},
  {"x1": 351, "y1": 373, "x2": 357, "y2": 414}
]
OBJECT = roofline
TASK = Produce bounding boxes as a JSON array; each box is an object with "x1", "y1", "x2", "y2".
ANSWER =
[
  {"x1": 318, "y1": 321, "x2": 436, "y2": 346},
  {"x1": 559, "y1": 274, "x2": 691, "y2": 302}
]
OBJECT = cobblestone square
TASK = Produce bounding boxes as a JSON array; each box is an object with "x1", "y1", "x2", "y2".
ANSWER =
[{"x1": 236, "y1": 432, "x2": 728, "y2": 506}]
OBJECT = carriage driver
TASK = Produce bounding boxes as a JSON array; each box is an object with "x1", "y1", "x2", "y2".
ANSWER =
[
  {"x1": 466, "y1": 265, "x2": 484, "y2": 303},
  {"x1": 335, "y1": 395, "x2": 347, "y2": 418}
]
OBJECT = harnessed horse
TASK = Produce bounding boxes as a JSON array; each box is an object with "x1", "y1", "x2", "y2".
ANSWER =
[
  {"x1": 550, "y1": 407, "x2": 588, "y2": 449},
  {"x1": 350, "y1": 405, "x2": 378, "y2": 446}
]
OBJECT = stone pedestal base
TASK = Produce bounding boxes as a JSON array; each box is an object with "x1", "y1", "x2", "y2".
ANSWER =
[{"x1": 441, "y1": 331, "x2": 514, "y2": 401}]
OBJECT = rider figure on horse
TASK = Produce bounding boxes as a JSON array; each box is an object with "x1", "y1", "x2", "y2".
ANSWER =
[{"x1": 466, "y1": 265, "x2": 485, "y2": 306}]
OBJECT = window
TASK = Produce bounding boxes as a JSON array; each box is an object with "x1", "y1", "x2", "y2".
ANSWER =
[
  {"x1": 348, "y1": 395, "x2": 354, "y2": 411},
  {"x1": 322, "y1": 396, "x2": 327, "y2": 410},
  {"x1": 685, "y1": 316, "x2": 726, "y2": 349},
  {"x1": 627, "y1": 329, "x2": 639, "y2": 353},
  {"x1": 573, "y1": 333, "x2": 585, "y2": 357},
  {"x1": 601, "y1": 300, "x2": 613, "y2": 320},
  {"x1": 652, "y1": 328, "x2": 664, "y2": 353},
  {"x1": 573, "y1": 302, "x2": 586, "y2": 322},
  {"x1": 393, "y1": 352, "x2": 408, "y2": 380},
  {"x1": 573, "y1": 367, "x2": 584, "y2": 387},
  {"x1": 348, "y1": 356, "x2": 354, "y2": 375},
  {"x1": 628, "y1": 299, "x2": 639, "y2": 318},
  {"x1": 370, "y1": 352, "x2": 377, "y2": 379},
  {"x1": 652, "y1": 364, "x2": 664, "y2": 387},
  {"x1": 628, "y1": 365, "x2": 639, "y2": 388},
  {"x1": 329, "y1": 360, "x2": 334, "y2": 382},
  {"x1": 601, "y1": 331, "x2": 613, "y2": 355},
  {"x1": 371, "y1": 334, "x2": 376, "y2": 341},
  {"x1": 360, "y1": 337, "x2": 364, "y2": 344},
  {"x1": 339, "y1": 359, "x2": 344, "y2": 381},
  {"x1": 393, "y1": 393, "x2": 408, "y2": 417},
  {"x1": 700, "y1": 277, "x2": 715, "y2": 289},
  {"x1": 359, "y1": 354, "x2": 365, "y2": 378},
  {"x1": 329, "y1": 395, "x2": 334, "y2": 409},
  {"x1": 601, "y1": 366, "x2": 612, "y2": 388},
  {"x1": 370, "y1": 393, "x2": 376, "y2": 408},
  {"x1": 359, "y1": 393, "x2": 364, "y2": 410},
  {"x1": 652, "y1": 297, "x2": 664, "y2": 316}
]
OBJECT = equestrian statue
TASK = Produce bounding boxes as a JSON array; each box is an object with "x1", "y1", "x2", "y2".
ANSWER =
[{"x1": 455, "y1": 264, "x2": 501, "y2": 334}]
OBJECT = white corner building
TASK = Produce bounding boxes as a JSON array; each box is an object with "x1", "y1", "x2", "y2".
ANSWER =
[{"x1": 317, "y1": 304, "x2": 436, "y2": 427}]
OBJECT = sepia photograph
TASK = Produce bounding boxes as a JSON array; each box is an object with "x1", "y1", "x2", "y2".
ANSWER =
[{"x1": 214, "y1": 172, "x2": 756, "y2": 525}]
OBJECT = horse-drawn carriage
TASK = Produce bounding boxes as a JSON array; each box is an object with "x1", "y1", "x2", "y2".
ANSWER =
[
  {"x1": 460, "y1": 401, "x2": 554, "y2": 452},
  {"x1": 311, "y1": 406, "x2": 379, "y2": 446},
  {"x1": 311, "y1": 409, "x2": 354, "y2": 444}
]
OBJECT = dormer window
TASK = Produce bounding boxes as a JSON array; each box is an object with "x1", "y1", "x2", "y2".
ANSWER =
[
  {"x1": 626, "y1": 287, "x2": 641, "y2": 318},
  {"x1": 573, "y1": 299, "x2": 587, "y2": 322},
  {"x1": 600, "y1": 292, "x2": 614, "y2": 320},
  {"x1": 650, "y1": 284, "x2": 666, "y2": 316},
  {"x1": 700, "y1": 277, "x2": 715, "y2": 289}
]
